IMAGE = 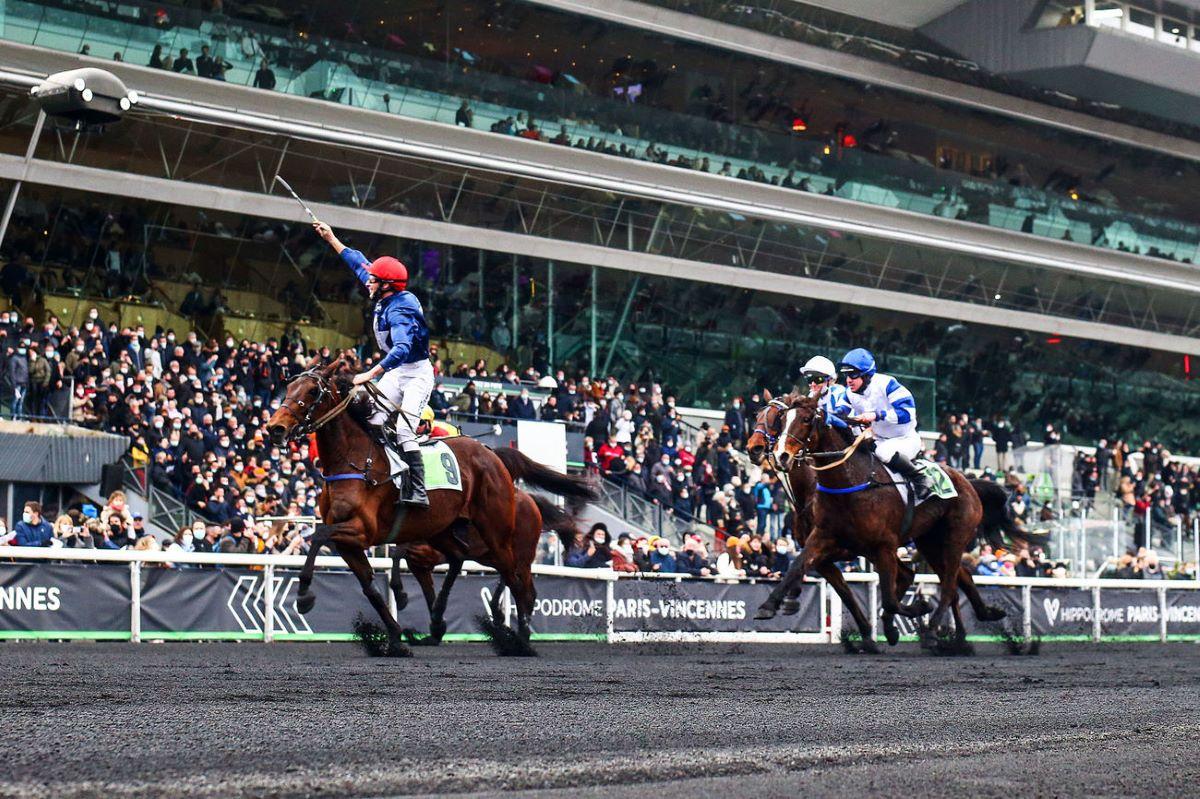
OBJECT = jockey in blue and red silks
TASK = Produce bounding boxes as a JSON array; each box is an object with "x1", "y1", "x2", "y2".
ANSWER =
[{"x1": 314, "y1": 220, "x2": 432, "y2": 507}]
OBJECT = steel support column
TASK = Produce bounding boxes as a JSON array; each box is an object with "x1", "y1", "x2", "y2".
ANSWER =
[{"x1": 0, "y1": 109, "x2": 45, "y2": 251}]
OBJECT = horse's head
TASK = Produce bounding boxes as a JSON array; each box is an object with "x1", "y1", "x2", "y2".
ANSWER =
[
  {"x1": 776, "y1": 395, "x2": 823, "y2": 473},
  {"x1": 747, "y1": 394, "x2": 791, "y2": 465},
  {"x1": 267, "y1": 351, "x2": 359, "y2": 446}
]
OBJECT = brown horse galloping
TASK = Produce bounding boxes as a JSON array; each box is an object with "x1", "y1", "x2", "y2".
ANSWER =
[
  {"x1": 774, "y1": 395, "x2": 1006, "y2": 646},
  {"x1": 746, "y1": 395, "x2": 1020, "y2": 635},
  {"x1": 266, "y1": 353, "x2": 596, "y2": 657}
]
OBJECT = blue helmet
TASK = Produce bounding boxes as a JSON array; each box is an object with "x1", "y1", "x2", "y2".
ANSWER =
[{"x1": 838, "y1": 348, "x2": 876, "y2": 377}]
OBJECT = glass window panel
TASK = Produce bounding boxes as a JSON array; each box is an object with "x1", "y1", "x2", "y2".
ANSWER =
[
  {"x1": 1091, "y1": 2, "x2": 1126, "y2": 28},
  {"x1": 1159, "y1": 18, "x2": 1188, "y2": 47},
  {"x1": 1126, "y1": 7, "x2": 1156, "y2": 37}
]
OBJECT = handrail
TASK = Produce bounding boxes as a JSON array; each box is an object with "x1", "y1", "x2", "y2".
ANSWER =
[{"x1": 3, "y1": 546, "x2": 1197, "y2": 590}]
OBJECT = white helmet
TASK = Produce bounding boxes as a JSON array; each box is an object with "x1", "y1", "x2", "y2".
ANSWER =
[{"x1": 800, "y1": 356, "x2": 837, "y2": 381}]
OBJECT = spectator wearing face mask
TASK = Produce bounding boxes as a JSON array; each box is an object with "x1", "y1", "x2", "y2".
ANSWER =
[
  {"x1": 569, "y1": 524, "x2": 612, "y2": 569},
  {"x1": 6, "y1": 340, "x2": 29, "y2": 416},
  {"x1": 0, "y1": 515, "x2": 12, "y2": 545},
  {"x1": 508, "y1": 387, "x2": 537, "y2": 420},
  {"x1": 676, "y1": 534, "x2": 712, "y2": 576},
  {"x1": 100, "y1": 491, "x2": 134, "y2": 529},
  {"x1": 648, "y1": 536, "x2": 677, "y2": 573},
  {"x1": 14, "y1": 501, "x2": 54, "y2": 547},
  {"x1": 771, "y1": 535, "x2": 795, "y2": 575}
]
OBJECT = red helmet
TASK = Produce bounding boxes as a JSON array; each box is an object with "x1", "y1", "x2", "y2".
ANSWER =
[{"x1": 366, "y1": 256, "x2": 408, "y2": 290}]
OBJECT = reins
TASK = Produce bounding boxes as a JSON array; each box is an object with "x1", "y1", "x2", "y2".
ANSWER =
[{"x1": 807, "y1": 428, "x2": 872, "y2": 471}]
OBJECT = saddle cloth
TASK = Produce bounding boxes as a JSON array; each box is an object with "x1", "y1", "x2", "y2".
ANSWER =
[
  {"x1": 383, "y1": 439, "x2": 463, "y2": 493},
  {"x1": 881, "y1": 458, "x2": 957, "y2": 506}
]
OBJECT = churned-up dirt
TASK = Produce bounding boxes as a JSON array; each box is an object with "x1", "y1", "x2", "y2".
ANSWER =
[{"x1": 3, "y1": 641, "x2": 1199, "y2": 798}]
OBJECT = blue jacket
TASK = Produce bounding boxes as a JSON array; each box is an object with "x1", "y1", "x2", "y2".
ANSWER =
[
  {"x1": 14, "y1": 519, "x2": 54, "y2": 547},
  {"x1": 341, "y1": 248, "x2": 430, "y2": 370},
  {"x1": 650, "y1": 550, "x2": 677, "y2": 573},
  {"x1": 820, "y1": 383, "x2": 852, "y2": 429}
]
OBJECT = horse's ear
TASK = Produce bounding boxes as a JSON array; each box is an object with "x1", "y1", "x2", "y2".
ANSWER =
[{"x1": 763, "y1": 388, "x2": 773, "y2": 402}]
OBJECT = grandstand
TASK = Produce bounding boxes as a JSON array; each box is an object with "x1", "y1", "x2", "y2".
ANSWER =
[{"x1": 5, "y1": 4, "x2": 1200, "y2": 795}]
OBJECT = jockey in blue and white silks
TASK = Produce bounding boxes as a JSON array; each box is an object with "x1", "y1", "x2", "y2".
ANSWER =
[
  {"x1": 799, "y1": 355, "x2": 850, "y2": 429},
  {"x1": 837, "y1": 348, "x2": 930, "y2": 499}
]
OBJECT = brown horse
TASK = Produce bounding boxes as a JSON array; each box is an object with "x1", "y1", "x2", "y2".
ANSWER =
[
  {"x1": 266, "y1": 353, "x2": 596, "y2": 657},
  {"x1": 774, "y1": 395, "x2": 1005, "y2": 645},
  {"x1": 746, "y1": 396, "x2": 1021, "y2": 633},
  {"x1": 745, "y1": 392, "x2": 817, "y2": 615},
  {"x1": 393, "y1": 480, "x2": 583, "y2": 646}
]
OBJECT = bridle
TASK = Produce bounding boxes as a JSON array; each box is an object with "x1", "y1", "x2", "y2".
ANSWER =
[
  {"x1": 276, "y1": 368, "x2": 356, "y2": 441},
  {"x1": 782, "y1": 403, "x2": 872, "y2": 472}
]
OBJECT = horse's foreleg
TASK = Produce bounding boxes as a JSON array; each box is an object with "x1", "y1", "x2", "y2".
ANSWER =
[
  {"x1": 296, "y1": 523, "x2": 335, "y2": 615},
  {"x1": 755, "y1": 555, "x2": 807, "y2": 620},
  {"x1": 816, "y1": 560, "x2": 875, "y2": 650},
  {"x1": 389, "y1": 546, "x2": 409, "y2": 612},
  {"x1": 338, "y1": 544, "x2": 411, "y2": 658},
  {"x1": 881, "y1": 561, "x2": 919, "y2": 647},
  {"x1": 957, "y1": 566, "x2": 1006, "y2": 622},
  {"x1": 427, "y1": 558, "x2": 463, "y2": 642}
]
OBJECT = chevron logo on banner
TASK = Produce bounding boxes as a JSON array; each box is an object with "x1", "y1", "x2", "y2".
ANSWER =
[{"x1": 226, "y1": 575, "x2": 312, "y2": 634}]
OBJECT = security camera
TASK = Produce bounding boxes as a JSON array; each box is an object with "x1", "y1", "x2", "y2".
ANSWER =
[{"x1": 29, "y1": 68, "x2": 138, "y2": 130}]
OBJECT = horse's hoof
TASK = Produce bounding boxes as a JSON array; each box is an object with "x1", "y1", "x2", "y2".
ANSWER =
[
  {"x1": 296, "y1": 592, "x2": 315, "y2": 615},
  {"x1": 779, "y1": 598, "x2": 801, "y2": 616},
  {"x1": 754, "y1": 604, "x2": 778, "y2": 621},
  {"x1": 386, "y1": 639, "x2": 413, "y2": 658},
  {"x1": 902, "y1": 596, "x2": 933, "y2": 616},
  {"x1": 429, "y1": 620, "x2": 447, "y2": 641},
  {"x1": 977, "y1": 605, "x2": 1007, "y2": 622},
  {"x1": 884, "y1": 625, "x2": 900, "y2": 647},
  {"x1": 860, "y1": 637, "x2": 880, "y2": 655}
]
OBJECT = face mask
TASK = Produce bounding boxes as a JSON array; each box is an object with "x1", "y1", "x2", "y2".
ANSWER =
[
  {"x1": 89, "y1": 310, "x2": 98, "y2": 320},
  {"x1": 22, "y1": 511, "x2": 33, "y2": 524},
  {"x1": 593, "y1": 535, "x2": 605, "y2": 544}
]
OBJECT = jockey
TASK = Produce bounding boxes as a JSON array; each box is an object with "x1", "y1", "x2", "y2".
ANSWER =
[
  {"x1": 836, "y1": 348, "x2": 930, "y2": 500},
  {"x1": 799, "y1": 355, "x2": 850, "y2": 429},
  {"x1": 418, "y1": 406, "x2": 460, "y2": 439},
  {"x1": 313, "y1": 220, "x2": 432, "y2": 507}
]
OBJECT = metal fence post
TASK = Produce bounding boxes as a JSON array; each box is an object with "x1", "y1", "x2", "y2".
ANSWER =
[
  {"x1": 1112, "y1": 506, "x2": 1119, "y2": 561},
  {"x1": 263, "y1": 564, "x2": 275, "y2": 643},
  {"x1": 1022, "y1": 584, "x2": 1032, "y2": 640},
  {"x1": 828, "y1": 580, "x2": 843, "y2": 644},
  {"x1": 1175, "y1": 518, "x2": 1183, "y2": 565},
  {"x1": 130, "y1": 561, "x2": 142, "y2": 644},
  {"x1": 1091, "y1": 584, "x2": 1101, "y2": 643},
  {"x1": 1158, "y1": 586, "x2": 1168, "y2": 643},
  {"x1": 605, "y1": 577, "x2": 616, "y2": 644},
  {"x1": 1194, "y1": 518, "x2": 1199, "y2": 574},
  {"x1": 869, "y1": 576, "x2": 879, "y2": 641}
]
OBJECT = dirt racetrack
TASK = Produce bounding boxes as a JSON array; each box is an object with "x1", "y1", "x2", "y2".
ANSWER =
[{"x1": 3, "y1": 640, "x2": 1199, "y2": 798}]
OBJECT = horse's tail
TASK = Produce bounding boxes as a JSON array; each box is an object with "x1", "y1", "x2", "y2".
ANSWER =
[
  {"x1": 970, "y1": 479, "x2": 1042, "y2": 548},
  {"x1": 529, "y1": 493, "x2": 581, "y2": 542},
  {"x1": 492, "y1": 446, "x2": 598, "y2": 505}
]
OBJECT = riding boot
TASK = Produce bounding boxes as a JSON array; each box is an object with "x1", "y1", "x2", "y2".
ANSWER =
[
  {"x1": 401, "y1": 449, "x2": 430, "y2": 508},
  {"x1": 888, "y1": 452, "x2": 931, "y2": 501}
]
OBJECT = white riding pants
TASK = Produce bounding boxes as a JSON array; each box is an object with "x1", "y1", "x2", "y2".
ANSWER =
[
  {"x1": 874, "y1": 432, "x2": 924, "y2": 463},
  {"x1": 368, "y1": 359, "x2": 434, "y2": 452}
]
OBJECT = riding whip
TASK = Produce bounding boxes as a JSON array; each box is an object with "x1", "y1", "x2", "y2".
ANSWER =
[{"x1": 272, "y1": 174, "x2": 319, "y2": 223}]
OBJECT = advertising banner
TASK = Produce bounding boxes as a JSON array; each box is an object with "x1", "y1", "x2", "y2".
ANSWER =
[
  {"x1": 611, "y1": 578, "x2": 821, "y2": 633},
  {"x1": 0, "y1": 563, "x2": 129, "y2": 636}
]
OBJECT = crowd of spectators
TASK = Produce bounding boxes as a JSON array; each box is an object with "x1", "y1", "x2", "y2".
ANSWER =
[
  {"x1": 2, "y1": 299, "x2": 1199, "y2": 584},
  {"x1": 540, "y1": 522, "x2": 796, "y2": 581}
]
